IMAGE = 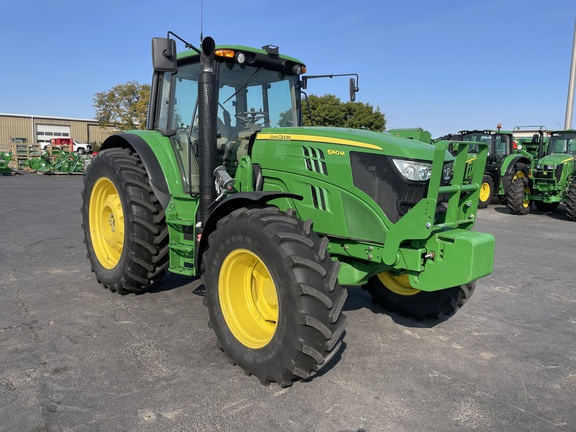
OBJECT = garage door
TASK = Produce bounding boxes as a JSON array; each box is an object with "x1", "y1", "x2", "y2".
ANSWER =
[{"x1": 37, "y1": 124, "x2": 71, "y2": 148}]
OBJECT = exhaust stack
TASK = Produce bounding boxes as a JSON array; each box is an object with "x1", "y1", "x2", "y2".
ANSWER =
[{"x1": 197, "y1": 37, "x2": 218, "y2": 227}]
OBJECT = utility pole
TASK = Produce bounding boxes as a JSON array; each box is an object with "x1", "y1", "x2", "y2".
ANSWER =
[{"x1": 565, "y1": 18, "x2": 576, "y2": 130}]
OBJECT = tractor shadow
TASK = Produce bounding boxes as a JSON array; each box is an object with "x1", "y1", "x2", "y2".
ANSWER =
[
  {"x1": 149, "y1": 276, "x2": 450, "y2": 328},
  {"x1": 145, "y1": 272, "x2": 203, "y2": 294},
  {"x1": 343, "y1": 286, "x2": 452, "y2": 329},
  {"x1": 492, "y1": 203, "x2": 570, "y2": 221}
]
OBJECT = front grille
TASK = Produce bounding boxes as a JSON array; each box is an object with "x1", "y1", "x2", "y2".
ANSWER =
[
  {"x1": 350, "y1": 152, "x2": 427, "y2": 223},
  {"x1": 534, "y1": 170, "x2": 553, "y2": 179},
  {"x1": 534, "y1": 166, "x2": 563, "y2": 183}
]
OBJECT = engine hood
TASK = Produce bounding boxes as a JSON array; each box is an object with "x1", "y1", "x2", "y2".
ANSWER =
[
  {"x1": 537, "y1": 154, "x2": 575, "y2": 167},
  {"x1": 257, "y1": 127, "x2": 452, "y2": 162}
]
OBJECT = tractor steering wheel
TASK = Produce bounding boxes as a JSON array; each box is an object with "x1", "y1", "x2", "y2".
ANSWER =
[{"x1": 235, "y1": 110, "x2": 269, "y2": 125}]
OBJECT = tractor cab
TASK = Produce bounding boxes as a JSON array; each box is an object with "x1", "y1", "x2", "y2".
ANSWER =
[
  {"x1": 150, "y1": 43, "x2": 307, "y2": 193},
  {"x1": 459, "y1": 127, "x2": 514, "y2": 162},
  {"x1": 546, "y1": 130, "x2": 576, "y2": 156}
]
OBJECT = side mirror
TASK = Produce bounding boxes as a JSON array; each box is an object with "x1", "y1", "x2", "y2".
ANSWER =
[
  {"x1": 349, "y1": 77, "x2": 359, "y2": 102},
  {"x1": 152, "y1": 37, "x2": 177, "y2": 73}
]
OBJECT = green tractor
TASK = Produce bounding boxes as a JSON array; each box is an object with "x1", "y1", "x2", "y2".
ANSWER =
[
  {"x1": 459, "y1": 126, "x2": 536, "y2": 208},
  {"x1": 507, "y1": 130, "x2": 576, "y2": 219},
  {"x1": 81, "y1": 34, "x2": 495, "y2": 386}
]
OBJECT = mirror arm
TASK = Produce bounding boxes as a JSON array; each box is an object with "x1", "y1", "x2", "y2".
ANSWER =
[{"x1": 167, "y1": 31, "x2": 201, "y2": 55}]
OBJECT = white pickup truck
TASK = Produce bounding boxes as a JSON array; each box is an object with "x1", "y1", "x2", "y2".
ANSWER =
[
  {"x1": 41, "y1": 138, "x2": 92, "y2": 154},
  {"x1": 72, "y1": 140, "x2": 92, "y2": 154}
]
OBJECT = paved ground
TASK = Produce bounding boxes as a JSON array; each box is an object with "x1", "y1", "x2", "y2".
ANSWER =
[{"x1": 1, "y1": 173, "x2": 575, "y2": 432}]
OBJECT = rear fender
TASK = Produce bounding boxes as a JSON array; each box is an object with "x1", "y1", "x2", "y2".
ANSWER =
[{"x1": 100, "y1": 131, "x2": 182, "y2": 209}]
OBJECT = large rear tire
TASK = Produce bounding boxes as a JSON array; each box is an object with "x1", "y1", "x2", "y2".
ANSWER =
[
  {"x1": 364, "y1": 272, "x2": 475, "y2": 320},
  {"x1": 202, "y1": 207, "x2": 347, "y2": 386},
  {"x1": 478, "y1": 175, "x2": 494, "y2": 209},
  {"x1": 506, "y1": 177, "x2": 531, "y2": 215},
  {"x1": 81, "y1": 148, "x2": 169, "y2": 293}
]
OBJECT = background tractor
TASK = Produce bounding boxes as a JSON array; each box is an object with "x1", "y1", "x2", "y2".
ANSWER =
[
  {"x1": 512, "y1": 126, "x2": 548, "y2": 160},
  {"x1": 507, "y1": 130, "x2": 576, "y2": 219},
  {"x1": 81, "y1": 34, "x2": 495, "y2": 386},
  {"x1": 459, "y1": 126, "x2": 538, "y2": 208},
  {"x1": 459, "y1": 125, "x2": 546, "y2": 208}
]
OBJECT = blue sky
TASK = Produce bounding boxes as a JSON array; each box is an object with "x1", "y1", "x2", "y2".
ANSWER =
[{"x1": 0, "y1": 0, "x2": 574, "y2": 137}]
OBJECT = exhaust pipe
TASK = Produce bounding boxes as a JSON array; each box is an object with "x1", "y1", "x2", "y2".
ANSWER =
[{"x1": 197, "y1": 36, "x2": 218, "y2": 227}]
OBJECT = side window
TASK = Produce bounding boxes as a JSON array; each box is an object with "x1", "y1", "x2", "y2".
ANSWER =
[
  {"x1": 154, "y1": 72, "x2": 172, "y2": 130},
  {"x1": 495, "y1": 135, "x2": 508, "y2": 156},
  {"x1": 172, "y1": 77, "x2": 199, "y2": 131}
]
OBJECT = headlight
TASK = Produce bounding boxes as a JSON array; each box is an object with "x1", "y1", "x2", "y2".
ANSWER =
[
  {"x1": 392, "y1": 158, "x2": 432, "y2": 181},
  {"x1": 443, "y1": 162, "x2": 454, "y2": 182},
  {"x1": 546, "y1": 164, "x2": 555, "y2": 170}
]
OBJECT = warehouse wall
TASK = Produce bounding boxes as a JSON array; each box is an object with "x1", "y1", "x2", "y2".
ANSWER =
[{"x1": 0, "y1": 114, "x2": 117, "y2": 151}]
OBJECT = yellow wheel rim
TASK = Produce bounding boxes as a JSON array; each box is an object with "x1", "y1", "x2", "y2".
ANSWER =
[
  {"x1": 511, "y1": 171, "x2": 530, "y2": 208},
  {"x1": 377, "y1": 272, "x2": 421, "y2": 296},
  {"x1": 522, "y1": 186, "x2": 531, "y2": 208},
  {"x1": 219, "y1": 249, "x2": 278, "y2": 349},
  {"x1": 479, "y1": 181, "x2": 491, "y2": 202},
  {"x1": 513, "y1": 171, "x2": 525, "y2": 181},
  {"x1": 89, "y1": 177, "x2": 124, "y2": 269}
]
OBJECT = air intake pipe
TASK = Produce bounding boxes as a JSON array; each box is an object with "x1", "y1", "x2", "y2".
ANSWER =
[{"x1": 197, "y1": 36, "x2": 218, "y2": 227}]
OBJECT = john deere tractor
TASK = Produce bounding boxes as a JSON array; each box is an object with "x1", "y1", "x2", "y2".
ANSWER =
[
  {"x1": 507, "y1": 129, "x2": 576, "y2": 219},
  {"x1": 459, "y1": 125, "x2": 523, "y2": 208},
  {"x1": 82, "y1": 34, "x2": 495, "y2": 386}
]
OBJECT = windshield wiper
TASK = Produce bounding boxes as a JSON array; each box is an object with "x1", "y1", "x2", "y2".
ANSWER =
[{"x1": 223, "y1": 68, "x2": 263, "y2": 104}]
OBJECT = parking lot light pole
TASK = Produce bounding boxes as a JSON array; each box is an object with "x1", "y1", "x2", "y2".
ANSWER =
[{"x1": 565, "y1": 18, "x2": 576, "y2": 130}]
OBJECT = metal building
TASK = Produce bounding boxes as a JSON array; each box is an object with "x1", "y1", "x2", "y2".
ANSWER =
[{"x1": 0, "y1": 113, "x2": 117, "y2": 151}]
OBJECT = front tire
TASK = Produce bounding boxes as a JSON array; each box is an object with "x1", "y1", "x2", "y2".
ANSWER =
[
  {"x1": 202, "y1": 207, "x2": 347, "y2": 386},
  {"x1": 81, "y1": 147, "x2": 169, "y2": 293},
  {"x1": 506, "y1": 177, "x2": 531, "y2": 215},
  {"x1": 364, "y1": 272, "x2": 475, "y2": 320},
  {"x1": 566, "y1": 182, "x2": 576, "y2": 221},
  {"x1": 478, "y1": 175, "x2": 494, "y2": 209}
]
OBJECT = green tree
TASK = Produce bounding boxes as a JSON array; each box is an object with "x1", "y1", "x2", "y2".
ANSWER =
[
  {"x1": 93, "y1": 81, "x2": 150, "y2": 130},
  {"x1": 302, "y1": 94, "x2": 386, "y2": 131}
]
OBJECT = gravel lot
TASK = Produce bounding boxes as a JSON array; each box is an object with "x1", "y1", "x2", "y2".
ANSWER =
[{"x1": 1, "y1": 173, "x2": 575, "y2": 432}]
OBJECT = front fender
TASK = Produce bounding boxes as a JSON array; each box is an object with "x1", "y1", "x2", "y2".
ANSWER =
[
  {"x1": 500, "y1": 154, "x2": 531, "y2": 195},
  {"x1": 196, "y1": 191, "x2": 303, "y2": 269}
]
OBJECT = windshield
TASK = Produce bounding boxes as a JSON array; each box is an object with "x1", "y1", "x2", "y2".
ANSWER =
[
  {"x1": 169, "y1": 60, "x2": 300, "y2": 135},
  {"x1": 462, "y1": 132, "x2": 509, "y2": 156},
  {"x1": 547, "y1": 133, "x2": 576, "y2": 156}
]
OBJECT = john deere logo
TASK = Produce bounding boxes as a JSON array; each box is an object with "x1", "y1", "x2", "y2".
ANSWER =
[
  {"x1": 327, "y1": 149, "x2": 345, "y2": 156},
  {"x1": 268, "y1": 134, "x2": 291, "y2": 141}
]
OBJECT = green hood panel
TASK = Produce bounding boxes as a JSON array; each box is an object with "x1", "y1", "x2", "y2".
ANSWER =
[
  {"x1": 538, "y1": 154, "x2": 575, "y2": 166},
  {"x1": 257, "y1": 127, "x2": 452, "y2": 161}
]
